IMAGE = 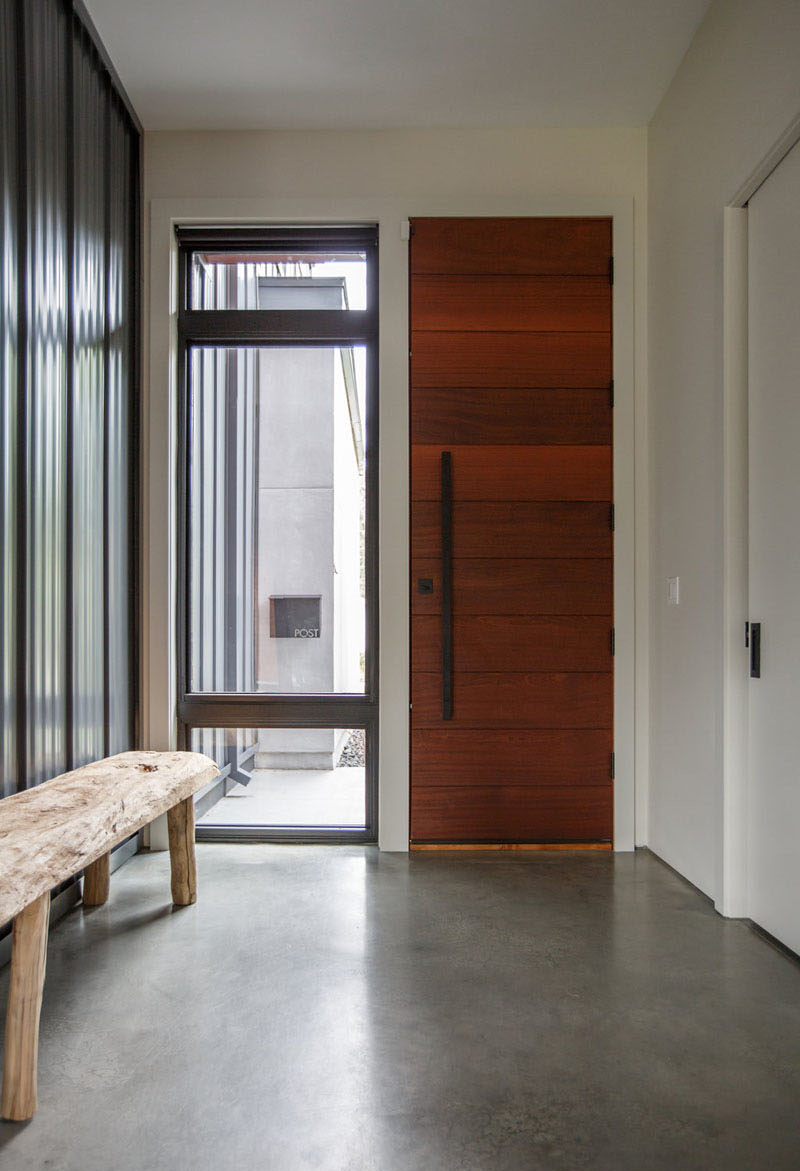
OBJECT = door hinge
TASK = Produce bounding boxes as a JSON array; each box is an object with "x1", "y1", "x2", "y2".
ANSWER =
[
  {"x1": 609, "y1": 256, "x2": 614, "y2": 285},
  {"x1": 609, "y1": 503, "x2": 615, "y2": 531},
  {"x1": 609, "y1": 379, "x2": 614, "y2": 408},
  {"x1": 610, "y1": 751, "x2": 615, "y2": 780},
  {"x1": 610, "y1": 628, "x2": 615, "y2": 656}
]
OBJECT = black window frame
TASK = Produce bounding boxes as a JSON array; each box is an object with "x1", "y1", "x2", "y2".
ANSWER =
[{"x1": 175, "y1": 224, "x2": 379, "y2": 843}]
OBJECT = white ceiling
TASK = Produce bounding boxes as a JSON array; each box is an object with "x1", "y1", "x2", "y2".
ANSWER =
[{"x1": 85, "y1": 0, "x2": 712, "y2": 131}]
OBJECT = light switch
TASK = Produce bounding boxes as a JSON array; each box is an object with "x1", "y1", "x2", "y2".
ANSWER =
[{"x1": 668, "y1": 577, "x2": 680, "y2": 606}]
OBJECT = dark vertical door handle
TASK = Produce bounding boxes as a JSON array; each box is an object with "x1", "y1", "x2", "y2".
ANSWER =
[
  {"x1": 441, "y1": 451, "x2": 453, "y2": 719},
  {"x1": 750, "y1": 622, "x2": 761, "y2": 678}
]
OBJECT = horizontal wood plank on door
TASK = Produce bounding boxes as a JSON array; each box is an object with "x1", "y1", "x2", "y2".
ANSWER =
[
  {"x1": 411, "y1": 502, "x2": 612, "y2": 559},
  {"x1": 411, "y1": 331, "x2": 612, "y2": 388},
  {"x1": 411, "y1": 729, "x2": 612, "y2": 787},
  {"x1": 411, "y1": 276, "x2": 611, "y2": 333},
  {"x1": 411, "y1": 445, "x2": 612, "y2": 502},
  {"x1": 411, "y1": 672, "x2": 613, "y2": 728},
  {"x1": 411, "y1": 558, "x2": 613, "y2": 615},
  {"x1": 410, "y1": 785, "x2": 613, "y2": 843},
  {"x1": 412, "y1": 615, "x2": 613, "y2": 672},
  {"x1": 409, "y1": 218, "x2": 612, "y2": 277},
  {"x1": 410, "y1": 387, "x2": 612, "y2": 445}
]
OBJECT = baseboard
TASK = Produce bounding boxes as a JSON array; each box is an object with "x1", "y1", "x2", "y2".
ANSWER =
[
  {"x1": 110, "y1": 833, "x2": 140, "y2": 874},
  {"x1": 637, "y1": 846, "x2": 715, "y2": 905},
  {"x1": 749, "y1": 921, "x2": 800, "y2": 966},
  {"x1": 640, "y1": 848, "x2": 800, "y2": 968},
  {"x1": 193, "y1": 775, "x2": 228, "y2": 820}
]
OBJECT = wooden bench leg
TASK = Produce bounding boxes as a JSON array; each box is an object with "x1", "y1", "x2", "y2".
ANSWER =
[
  {"x1": 83, "y1": 852, "x2": 110, "y2": 907},
  {"x1": 167, "y1": 797, "x2": 197, "y2": 906},
  {"x1": 2, "y1": 891, "x2": 50, "y2": 1122}
]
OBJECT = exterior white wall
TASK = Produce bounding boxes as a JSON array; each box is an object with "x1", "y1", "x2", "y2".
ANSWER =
[
  {"x1": 254, "y1": 343, "x2": 363, "y2": 767},
  {"x1": 332, "y1": 352, "x2": 365, "y2": 694},
  {"x1": 143, "y1": 127, "x2": 647, "y2": 850},
  {"x1": 648, "y1": 0, "x2": 800, "y2": 899}
]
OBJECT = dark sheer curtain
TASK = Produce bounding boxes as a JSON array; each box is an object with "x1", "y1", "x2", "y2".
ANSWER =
[
  {"x1": 0, "y1": 0, "x2": 19, "y2": 798},
  {"x1": 24, "y1": 0, "x2": 69, "y2": 787},
  {"x1": 0, "y1": 0, "x2": 140, "y2": 799}
]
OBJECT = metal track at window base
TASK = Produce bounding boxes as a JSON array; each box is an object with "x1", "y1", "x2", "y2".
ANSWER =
[
  {"x1": 195, "y1": 825, "x2": 378, "y2": 845},
  {"x1": 175, "y1": 225, "x2": 380, "y2": 844}
]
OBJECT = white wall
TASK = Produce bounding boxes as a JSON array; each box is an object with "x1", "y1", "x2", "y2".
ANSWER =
[
  {"x1": 648, "y1": 0, "x2": 800, "y2": 898},
  {"x1": 143, "y1": 127, "x2": 647, "y2": 849},
  {"x1": 146, "y1": 128, "x2": 645, "y2": 206}
]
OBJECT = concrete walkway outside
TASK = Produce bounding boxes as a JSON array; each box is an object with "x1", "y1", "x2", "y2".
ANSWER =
[
  {"x1": 197, "y1": 766, "x2": 365, "y2": 827},
  {"x1": 1, "y1": 847, "x2": 799, "y2": 1170}
]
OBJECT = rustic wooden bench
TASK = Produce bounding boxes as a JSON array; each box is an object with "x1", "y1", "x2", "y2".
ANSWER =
[{"x1": 0, "y1": 750, "x2": 218, "y2": 1122}]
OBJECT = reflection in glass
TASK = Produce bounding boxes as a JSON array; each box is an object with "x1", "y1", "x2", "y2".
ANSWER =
[{"x1": 188, "y1": 344, "x2": 366, "y2": 695}]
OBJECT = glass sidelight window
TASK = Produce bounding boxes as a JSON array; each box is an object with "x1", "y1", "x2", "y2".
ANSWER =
[
  {"x1": 176, "y1": 227, "x2": 378, "y2": 842},
  {"x1": 187, "y1": 345, "x2": 367, "y2": 695},
  {"x1": 191, "y1": 726, "x2": 371, "y2": 839}
]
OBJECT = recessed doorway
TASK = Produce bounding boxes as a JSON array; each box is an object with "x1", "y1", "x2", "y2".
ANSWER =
[{"x1": 409, "y1": 217, "x2": 614, "y2": 846}]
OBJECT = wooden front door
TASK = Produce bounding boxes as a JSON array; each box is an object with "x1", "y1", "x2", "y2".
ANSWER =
[{"x1": 409, "y1": 217, "x2": 614, "y2": 845}]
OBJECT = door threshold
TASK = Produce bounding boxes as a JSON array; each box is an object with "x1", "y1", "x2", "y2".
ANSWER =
[{"x1": 409, "y1": 842, "x2": 612, "y2": 852}]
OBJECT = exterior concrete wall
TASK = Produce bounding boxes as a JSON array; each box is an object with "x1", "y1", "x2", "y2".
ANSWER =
[
  {"x1": 255, "y1": 346, "x2": 334, "y2": 698},
  {"x1": 256, "y1": 727, "x2": 346, "y2": 770},
  {"x1": 253, "y1": 284, "x2": 364, "y2": 767}
]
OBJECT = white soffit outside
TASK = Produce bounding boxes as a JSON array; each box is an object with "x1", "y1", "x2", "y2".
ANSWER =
[{"x1": 83, "y1": 0, "x2": 710, "y2": 131}]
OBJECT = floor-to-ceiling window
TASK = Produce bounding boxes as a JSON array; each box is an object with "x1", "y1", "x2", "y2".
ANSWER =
[{"x1": 175, "y1": 227, "x2": 378, "y2": 841}]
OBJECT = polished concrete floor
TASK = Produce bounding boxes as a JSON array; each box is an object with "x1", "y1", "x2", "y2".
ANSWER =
[{"x1": 1, "y1": 847, "x2": 799, "y2": 1170}]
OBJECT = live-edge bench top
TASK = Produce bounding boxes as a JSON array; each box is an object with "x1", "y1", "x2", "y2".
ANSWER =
[{"x1": 0, "y1": 751, "x2": 218, "y2": 927}]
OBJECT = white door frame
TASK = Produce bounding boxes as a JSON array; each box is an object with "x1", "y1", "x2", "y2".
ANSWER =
[
  {"x1": 144, "y1": 194, "x2": 640, "y2": 852},
  {"x1": 720, "y1": 112, "x2": 800, "y2": 916}
]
